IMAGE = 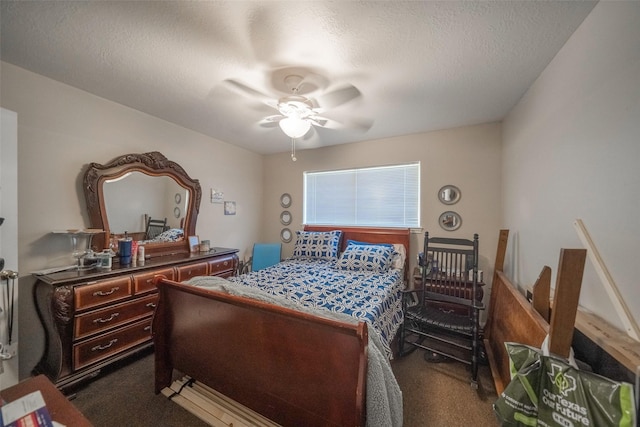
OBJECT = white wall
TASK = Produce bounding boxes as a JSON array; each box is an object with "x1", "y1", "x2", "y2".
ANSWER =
[
  {"x1": 263, "y1": 123, "x2": 503, "y2": 292},
  {"x1": 0, "y1": 62, "x2": 264, "y2": 379},
  {"x1": 502, "y1": 1, "x2": 640, "y2": 331},
  {"x1": 0, "y1": 108, "x2": 19, "y2": 387}
]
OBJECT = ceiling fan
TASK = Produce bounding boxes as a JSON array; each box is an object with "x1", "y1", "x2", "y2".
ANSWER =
[{"x1": 223, "y1": 73, "x2": 371, "y2": 160}]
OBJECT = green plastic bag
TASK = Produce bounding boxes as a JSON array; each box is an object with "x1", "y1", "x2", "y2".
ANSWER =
[{"x1": 494, "y1": 342, "x2": 636, "y2": 427}]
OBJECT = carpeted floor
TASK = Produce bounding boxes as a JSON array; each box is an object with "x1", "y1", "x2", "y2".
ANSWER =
[
  {"x1": 391, "y1": 349, "x2": 498, "y2": 426},
  {"x1": 70, "y1": 348, "x2": 498, "y2": 426}
]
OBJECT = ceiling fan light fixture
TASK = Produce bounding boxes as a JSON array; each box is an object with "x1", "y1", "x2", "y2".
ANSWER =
[{"x1": 279, "y1": 117, "x2": 311, "y2": 139}]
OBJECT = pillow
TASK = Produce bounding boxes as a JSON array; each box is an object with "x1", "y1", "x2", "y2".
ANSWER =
[
  {"x1": 391, "y1": 243, "x2": 407, "y2": 270},
  {"x1": 335, "y1": 243, "x2": 395, "y2": 272},
  {"x1": 291, "y1": 230, "x2": 342, "y2": 261},
  {"x1": 153, "y1": 228, "x2": 184, "y2": 242},
  {"x1": 346, "y1": 239, "x2": 393, "y2": 248}
]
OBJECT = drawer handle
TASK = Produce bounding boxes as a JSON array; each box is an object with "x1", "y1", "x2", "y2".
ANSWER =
[
  {"x1": 91, "y1": 339, "x2": 118, "y2": 352},
  {"x1": 144, "y1": 325, "x2": 151, "y2": 332},
  {"x1": 146, "y1": 278, "x2": 153, "y2": 284},
  {"x1": 93, "y1": 286, "x2": 120, "y2": 297},
  {"x1": 146, "y1": 302, "x2": 156, "y2": 309},
  {"x1": 93, "y1": 313, "x2": 120, "y2": 324}
]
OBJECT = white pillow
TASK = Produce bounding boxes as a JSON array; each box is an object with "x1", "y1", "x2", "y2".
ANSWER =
[{"x1": 391, "y1": 244, "x2": 406, "y2": 270}]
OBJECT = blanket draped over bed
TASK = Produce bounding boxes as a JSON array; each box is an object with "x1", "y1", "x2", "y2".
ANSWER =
[{"x1": 187, "y1": 264, "x2": 403, "y2": 427}]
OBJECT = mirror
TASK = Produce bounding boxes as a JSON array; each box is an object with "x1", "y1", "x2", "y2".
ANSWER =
[
  {"x1": 103, "y1": 174, "x2": 188, "y2": 232},
  {"x1": 83, "y1": 152, "x2": 202, "y2": 257},
  {"x1": 438, "y1": 185, "x2": 461, "y2": 205},
  {"x1": 439, "y1": 211, "x2": 462, "y2": 231}
]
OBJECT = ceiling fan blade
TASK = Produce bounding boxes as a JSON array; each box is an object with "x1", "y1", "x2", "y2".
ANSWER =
[
  {"x1": 307, "y1": 116, "x2": 328, "y2": 127},
  {"x1": 223, "y1": 79, "x2": 275, "y2": 105},
  {"x1": 311, "y1": 114, "x2": 373, "y2": 132},
  {"x1": 258, "y1": 114, "x2": 284, "y2": 128},
  {"x1": 314, "y1": 84, "x2": 362, "y2": 109}
]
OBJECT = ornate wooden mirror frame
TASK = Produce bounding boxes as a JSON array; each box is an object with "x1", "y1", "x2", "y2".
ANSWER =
[{"x1": 83, "y1": 151, "x2": 202, "y2": 257}]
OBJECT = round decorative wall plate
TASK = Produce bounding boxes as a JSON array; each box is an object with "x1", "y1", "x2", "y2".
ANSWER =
[
  {"x1": 280, "y1": 210, "x2": 292, "y2": 225},
  {"x1": 280, "y1": 228, "x2": 292, "y2": 243},
  {"x1": 175, "y1": 193, "x2": 182, "y2": 204},
  {"x1": 280, "y1": 193, "x2": 292, "y2": 208},
  {"x1": 174, "y1": 207, "x2": 181, "y2": 218}
]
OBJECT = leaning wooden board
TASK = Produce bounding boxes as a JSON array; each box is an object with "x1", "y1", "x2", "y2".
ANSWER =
[{"x1": 484, "y1": 246, "x2": 586, "y2": 394}]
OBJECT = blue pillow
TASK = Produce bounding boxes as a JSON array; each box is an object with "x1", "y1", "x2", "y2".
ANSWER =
[
  {"x1": 292, "y1": 230, "x2": 342, "y2": 261},
  {"x1": 335, "y1": 243, "x2": 394, "y2": 272},
  {"x1": 346, "y1": 239, "x2": 393, "y2": 248}
]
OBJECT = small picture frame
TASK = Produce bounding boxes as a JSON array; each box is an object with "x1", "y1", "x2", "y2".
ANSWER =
[
  {"x1": 188, "y1": 235, "x2": 200, "y2": 253},
  {"x1": 224, "y1": 201, "x2": 236, "y2": 215}
]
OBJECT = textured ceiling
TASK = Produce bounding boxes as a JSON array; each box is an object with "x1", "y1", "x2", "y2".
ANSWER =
[{"x1": 0, "y1": 1, "x2": 597, "y2": 155}]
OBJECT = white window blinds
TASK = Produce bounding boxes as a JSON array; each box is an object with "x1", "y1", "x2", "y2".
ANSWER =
[{"x1": 304, "y1": 163, "x2": 420, "y2": 228}]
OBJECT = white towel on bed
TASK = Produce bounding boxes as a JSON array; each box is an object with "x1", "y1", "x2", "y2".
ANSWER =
[{"x1": 187, "y1": 275, "x2": 403, "y2": 427}]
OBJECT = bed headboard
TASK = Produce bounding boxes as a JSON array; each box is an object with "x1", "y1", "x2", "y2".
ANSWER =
[{"x1": 303, "y1": 225, "x2": 411, "y2": 281}]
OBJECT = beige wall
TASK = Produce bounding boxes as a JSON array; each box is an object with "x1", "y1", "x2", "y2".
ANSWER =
[
  {"x1": 263, "y1": 122, "x2": 503, "y2": 286},
  {"x1": 502, "y1": 1, "x2": 640, "y2": 331},
  {"x1": 0, "y1": 62, "x2": 264, "y2": 379}
]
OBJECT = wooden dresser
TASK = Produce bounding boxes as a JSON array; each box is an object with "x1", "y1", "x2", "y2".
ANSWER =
[{"x1": 33, "y1": 248, "x2": 238, "y2": 391}]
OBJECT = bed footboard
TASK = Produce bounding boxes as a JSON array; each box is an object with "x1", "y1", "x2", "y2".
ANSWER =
[{"x1": 152, "y1": 277, "x2": 368, "y2": 427}]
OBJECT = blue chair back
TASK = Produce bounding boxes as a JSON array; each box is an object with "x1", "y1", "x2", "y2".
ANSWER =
[{"x1": 251, "y1": 243, "x2": 282, "y2": 271}]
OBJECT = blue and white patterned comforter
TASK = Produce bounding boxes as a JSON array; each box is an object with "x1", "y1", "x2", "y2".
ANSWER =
[{"x1": 227, "y1": 258, "x2": 404, "y2": 359}]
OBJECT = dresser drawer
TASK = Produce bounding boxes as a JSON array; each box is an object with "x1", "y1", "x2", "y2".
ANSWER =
[
  {"x1": 208, "y1": 255, "x2": 236, "y2": 277},
  {"x1": 73, "y1": 318, "x2": 152, "y2": 370},
  {"x1": 176, "y1": 262, "x2": 208, "y2": 282},
  {"x1": 74, "y1": 294, "x2": 158, "y2": 340},
  {"x1": 75, "y1": 277, "x2": 133, "y2": 311},
  {"x1": 133, "y1": 268, "x2": 175, "y2": 294}
]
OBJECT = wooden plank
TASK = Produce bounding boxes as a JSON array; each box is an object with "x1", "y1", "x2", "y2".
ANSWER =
[
  {"x1": 162, "y1": 386, "x2": 231, "y2": 427},
  {"x1": 484, "y1": 270, "x2": 549, "y2": 394},
  {"x1": 484, "y1": 229, "x2": 509, "y2": 339},
  {"x1": 164, "y1": 377, "x2": 281, "y2": 427},
  {"x1": 573, "y1": 219, "x2": 640, "y2": 340},
  {"x1": 575, "y1": 309, "x2": 640, "y2": 374},
  {"x1": 169, "y1": 380, "x2": 249, "y2": 427},
  {"x1": 192, "y1": 381, "x2": 281, "y2": 427},
  {"x1": 493, "y1": 229, "x2": 510, "y2": 274},
  {"x1": 547, "y1": 249, "x2": 586, "y2": 358},
  {"x1": 531, "y1": 266, "x2": 551, "y2": 322}
]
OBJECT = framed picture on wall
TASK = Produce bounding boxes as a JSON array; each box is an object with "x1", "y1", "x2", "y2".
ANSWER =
[
  {"x1": 188, "y1": 235, "x2": 200, "y2": 253},
  {"x1": 224, "y1": 201, "x2": 236, "y2": 215}
]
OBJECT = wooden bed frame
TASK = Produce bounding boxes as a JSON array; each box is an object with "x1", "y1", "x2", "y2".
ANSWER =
[
  {"x1": 484, "y1": 230, "x2": 587, "y2": 394},
  {"x1": 152, "y1": 226, "x2": 410, "y2": 426}
]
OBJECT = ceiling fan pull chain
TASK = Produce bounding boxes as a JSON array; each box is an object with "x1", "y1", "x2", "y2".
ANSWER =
[{"x1": 291, "y1": 138, "x2": 297, "y2": 162}]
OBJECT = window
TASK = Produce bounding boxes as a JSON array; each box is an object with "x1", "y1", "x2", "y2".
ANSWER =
[{"x1": 304, "y1": 163, "x2": 420, "y2": 228}]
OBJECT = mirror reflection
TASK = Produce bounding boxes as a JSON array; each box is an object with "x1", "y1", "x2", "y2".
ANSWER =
[
  {"x1": 438, "y1": 185, "x2": 461, "y2": 205},
  {"x1": 439, "y1": 211, "x2": 462, "y2": 231},
  {"x1": 83, "y1": 151, "x2": 202, "y2": 257},
  {"x1": 104, "y1": 172, "x2": 189, "y2": 235}
]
